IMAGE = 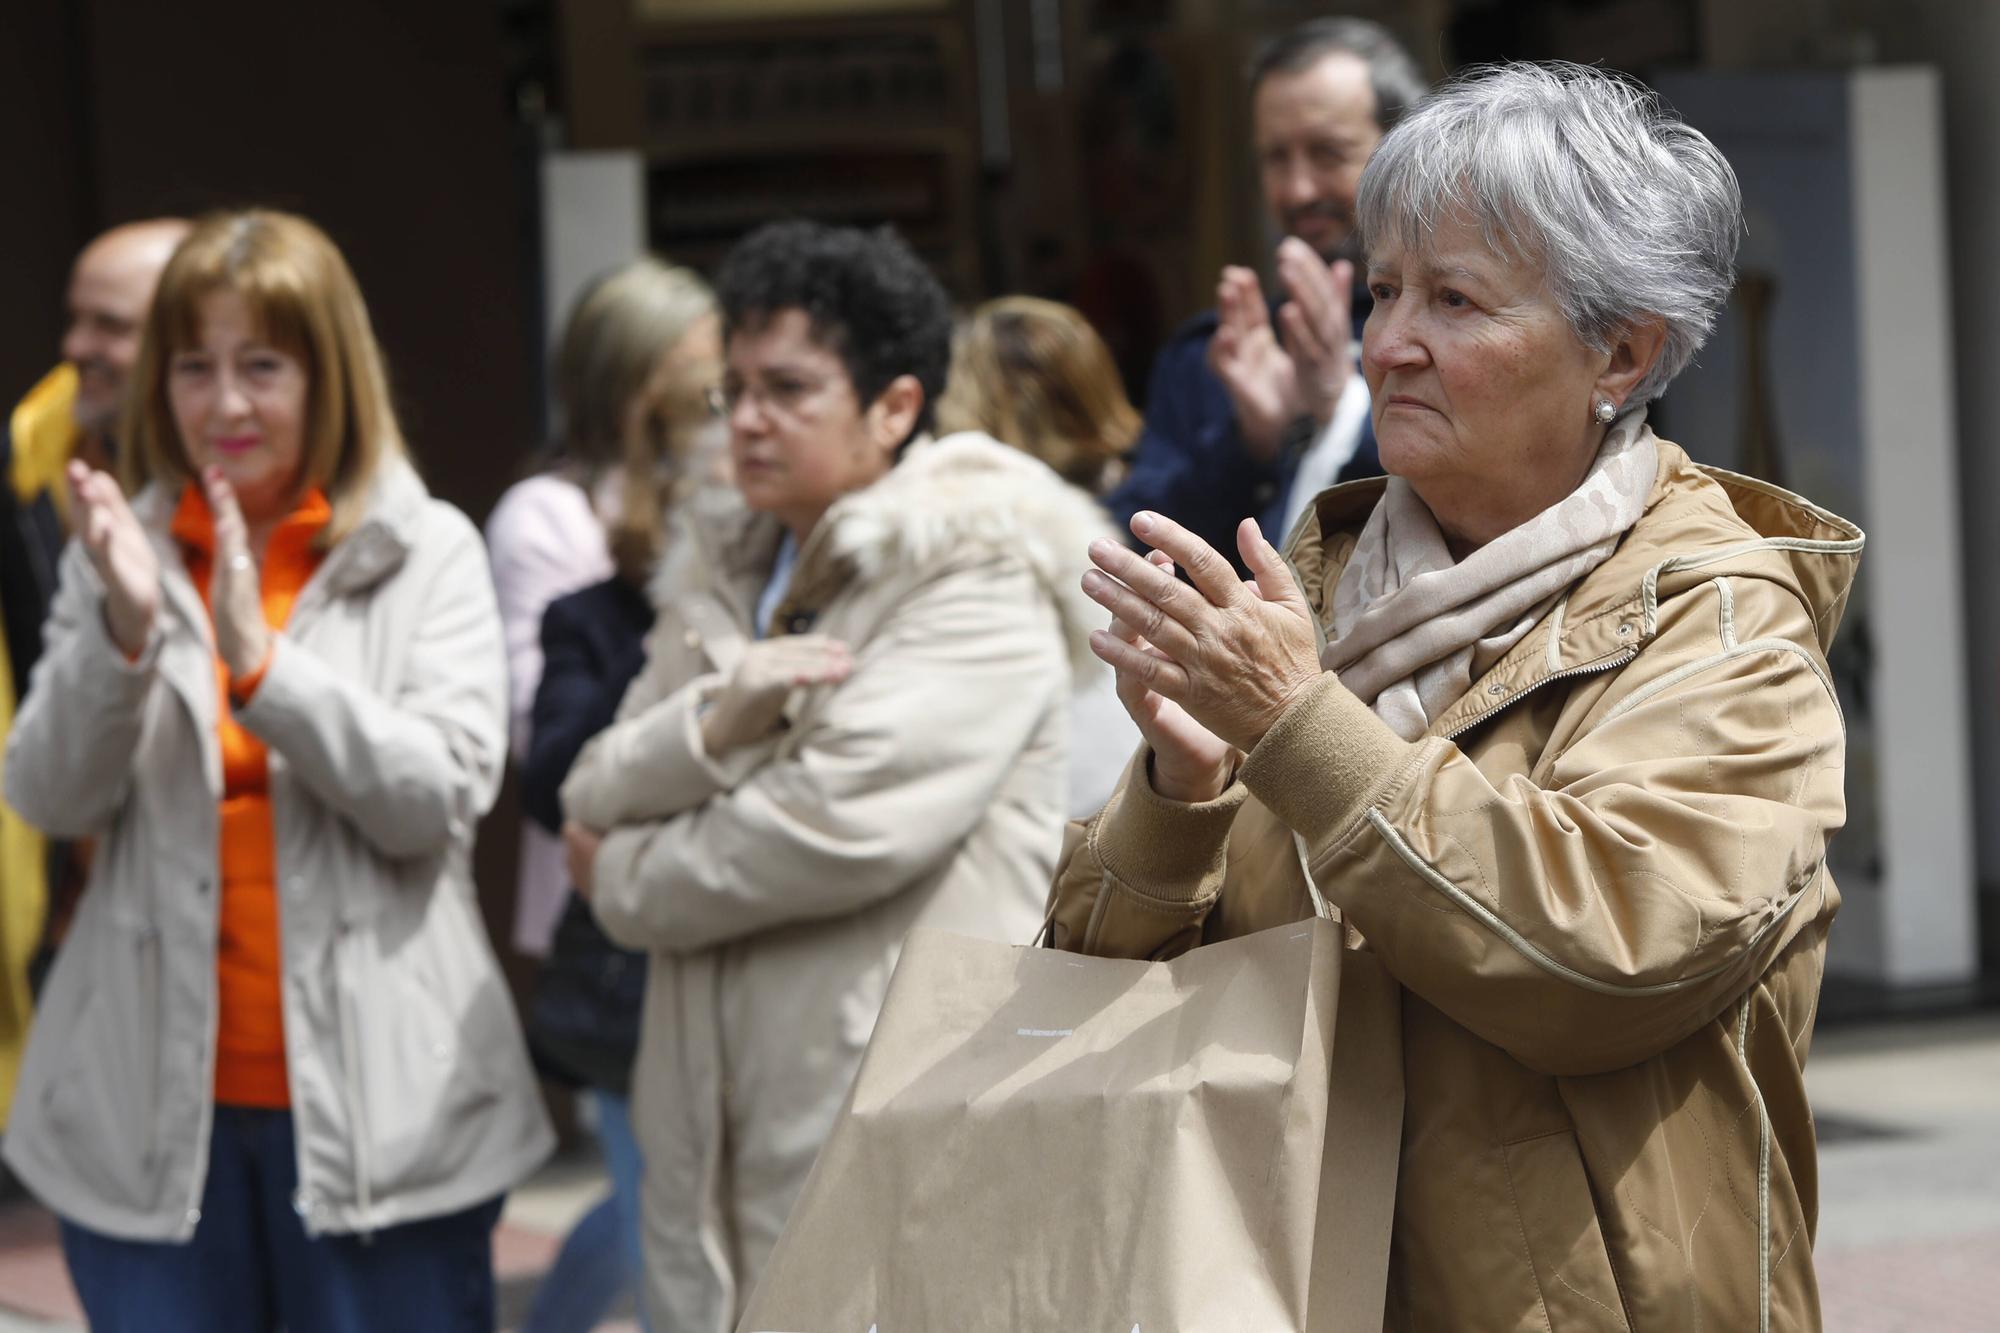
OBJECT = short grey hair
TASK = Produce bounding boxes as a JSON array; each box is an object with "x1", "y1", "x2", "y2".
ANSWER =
[
  {"x1": 1248, "y1": 18, "x2": 1428, "y2": 133},
  {"x1": 1356, "y1": 62, "x2": 1742, "y2": 403}
]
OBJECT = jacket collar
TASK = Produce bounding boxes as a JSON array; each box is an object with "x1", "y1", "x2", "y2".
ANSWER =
[
  {"x1": 136, "y1": 456, "x2": 430, "y2": 600},
  {"x1": 1289, "y1": 440, "x2": 1865, "y2": 739}
]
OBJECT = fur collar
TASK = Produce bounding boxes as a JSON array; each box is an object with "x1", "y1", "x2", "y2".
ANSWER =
[{"x1": 653, "y1": 431, "x2": 1117, "y2": 677}]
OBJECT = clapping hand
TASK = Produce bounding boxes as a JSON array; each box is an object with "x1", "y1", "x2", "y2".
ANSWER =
[
  {"x1": 1206, "y1": 266, "x2": 1302, "y2": 461},
  {"x1": 201, "y1": 466, "x2": 272, "y2": 681},
  {"x1": 68, "y1": 459, "x2": 160, "y2": 659},
  {"x1": 1081, "y1": 513, "x2": 1322, "y2": 804},
  {"x1": 1274, "y1": 239, "x2": 1355, "y2": 429}
]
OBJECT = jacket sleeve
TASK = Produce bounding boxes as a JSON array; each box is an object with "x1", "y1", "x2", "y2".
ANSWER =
[
  {"x1": 522, "y1": 595, "x2": 647, "y2": 835},
  {"x1": 1055, "y1": 575, "x2": 1846, "y2": 1077},
  {"x1": 236, "y1": 511, "x2": 508, "y2": 861},
  {"x1": 557, "y1": 609, "x2": 778, "y2": 832},
  {"x1": 1, "y1": 540, "x2": 156, "y2": 837},
  {"x1": 588, "y1": 557, "x2": 1064, "y2": 954},
  {"x1": 1239, "y1": 575, "x2": 1846, "y2": 1077}
]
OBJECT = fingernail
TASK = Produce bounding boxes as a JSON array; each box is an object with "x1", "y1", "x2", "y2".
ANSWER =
[
  {"x1": 1081, "y1": 570, "x2": 1105, "y2": 594},
  {"x1": 1131, "y1": 512, "x2": 1156, "y2": 536}
]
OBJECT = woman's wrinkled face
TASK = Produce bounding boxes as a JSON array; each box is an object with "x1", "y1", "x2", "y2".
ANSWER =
[
  {"x1": 169, "y1": 288, "x2": 310, "y2": 525},
  {"x1": 1361, "y1": 212, "x2": 1609, "y2": 544},
  {"x1": 722, "y1": 307, "x2": 897, "y2": 538}
]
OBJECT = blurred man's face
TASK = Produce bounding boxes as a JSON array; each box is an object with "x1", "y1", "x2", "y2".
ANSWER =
[
  {"x1": 62, "y1": 236, "x2": 172, "y2": 436},
  {"x1": 1254, "y1": 52, "x2": 1384, "y2": 263}
]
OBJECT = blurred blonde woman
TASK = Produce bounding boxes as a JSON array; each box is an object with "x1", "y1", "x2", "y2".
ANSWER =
[
  {"x1": 2, "y1": 209, "x2": 554, "y2": 1330},
  {"x1": 937, "y1": 295, "x2": 1142, "y2": 815},
  {"x1": 485, "y1": 258, "x2": 722, "y2": 960},
  {"x1": 936, "y1": 295, "x2": 1139, "y2": 498}
]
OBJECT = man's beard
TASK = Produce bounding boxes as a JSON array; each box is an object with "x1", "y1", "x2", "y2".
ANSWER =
[{"x1": 1280, "y1": 203, "x2": 1361, "y2": 264}]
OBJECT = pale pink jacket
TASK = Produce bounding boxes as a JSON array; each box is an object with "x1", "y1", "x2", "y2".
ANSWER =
[{"x1": 484, "y1": 472, "x2": 614, "y2": 954}]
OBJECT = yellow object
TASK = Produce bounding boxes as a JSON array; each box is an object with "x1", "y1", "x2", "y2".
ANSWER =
[
  {"x1": 0, "y1": 580, "x2": 48, "y2": 1127},
  {"x1": 9, "y1": 363, "x2": 80, "y2": 521},
  {"x1": 0, "y1": 363, "x2": 70, "y2": 1123}
]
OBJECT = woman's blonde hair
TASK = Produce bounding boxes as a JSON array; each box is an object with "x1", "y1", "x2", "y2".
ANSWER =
[
  {"x1": 935, "y1": 296, "x2": 1140, "y2": 494},
  {"x1": 549, "y1": 258, "x2": 718, "y2": 581},
  {"x1": 122, "y1": 209, "x2": 406, "y2": 545}
]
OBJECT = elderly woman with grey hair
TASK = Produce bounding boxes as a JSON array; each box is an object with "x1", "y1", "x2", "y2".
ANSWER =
[{"x1": 1048, "y1": 62, "x2": 1861, "y2": 1329}]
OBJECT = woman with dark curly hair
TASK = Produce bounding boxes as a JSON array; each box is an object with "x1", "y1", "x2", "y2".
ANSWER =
[{"x1": 557, "y1": 221, "x2": 1114, "y2": 1330}]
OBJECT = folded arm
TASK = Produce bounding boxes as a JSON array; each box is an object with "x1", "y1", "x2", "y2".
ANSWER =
[{"x1": 590, "y1": 558, "x2": 1064, "y2": 954}]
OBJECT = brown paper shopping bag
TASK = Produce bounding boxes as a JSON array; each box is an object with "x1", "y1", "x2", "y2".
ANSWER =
[{"x1": 738, "y1": 913, "x2": 1403, "y2": 1332}]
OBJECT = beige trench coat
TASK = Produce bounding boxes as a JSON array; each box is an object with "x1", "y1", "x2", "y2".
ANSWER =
[
  {"x1": 561, "y1": 432, "x2": 1116, "y2": 1330},
  {"x1": 1048, "y1": 441, "x2": 1862, "y2": 1330},
  {"x1": 2, "y1": 460, "x2": 553, "y2": 1241}
]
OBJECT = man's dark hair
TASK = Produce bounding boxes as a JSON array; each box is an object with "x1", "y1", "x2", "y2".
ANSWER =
[
  {"x1": 1247, "y1": 18, "x2": 1427, "y2": 132},
  {"x1": 714, "y1": 220, "x2": 953, "y2": 444}
]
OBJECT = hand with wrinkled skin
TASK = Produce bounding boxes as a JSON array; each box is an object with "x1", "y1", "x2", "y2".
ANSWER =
[
  {"x1": 202, "y1": 466, "x2": 272, "y2": 680},
  {"x1": 67, "y1": 459, "x2": 160, "y2": 659},
  {"x1": 1095, "y1": 548, "x2": 1241, "y2": 804},
  {"x1": 1207, "y1": 266, "x2": 1304, "y2": 462},
  {"x1": 1274, "y1": 238, "x2": 1354, "y2": 428},
  {"x1": 563, "y1": 820, "x2": 603, "y2": 898},
  {"x1": 699, "y1": 633, "x2": 853, "y2": 754},
  {"x1": 1081, "y1": 512, "x2": 1321, "y2": 801}
]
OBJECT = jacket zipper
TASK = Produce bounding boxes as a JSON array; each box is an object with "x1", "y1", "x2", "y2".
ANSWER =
[{"x1": 1438, "y1": 648, "x2": 1639, "y2": 744}]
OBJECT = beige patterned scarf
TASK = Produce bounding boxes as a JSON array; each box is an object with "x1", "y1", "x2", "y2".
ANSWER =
[{"x1": 1323, "y1": 414, "x2": 1658, "y2": 741}]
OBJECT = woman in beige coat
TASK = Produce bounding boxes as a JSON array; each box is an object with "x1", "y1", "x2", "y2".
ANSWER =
[
  {"x1": 559, "y1": 222, "x2": 1112, "y2": 1330},
  {"x1": 2, "y1": 210, "x2": 551, "y2": 1331},
  {"x1": 1054, "y1": 65, "x2": 1861, "y2": 1329}
]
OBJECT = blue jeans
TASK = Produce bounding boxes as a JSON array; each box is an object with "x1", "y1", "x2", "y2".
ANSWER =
[
  {"x1": 524, "y1": 1088, "x2": 648, "y2": 1332},
  {"x1": 60, "y1": 1106, "x2": 503, "y2": 1333}
]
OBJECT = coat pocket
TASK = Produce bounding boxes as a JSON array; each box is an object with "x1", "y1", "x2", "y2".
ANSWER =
[
  {"x1": 333, "y1": 906, "x2": 511, "y2": 1205},
  {"x1": 1501, "y1": 1129, "x2": 1634, "y2": 1331},
  {"x1": 41, "y1": 920, "x2": 165, "y2": 1213}
]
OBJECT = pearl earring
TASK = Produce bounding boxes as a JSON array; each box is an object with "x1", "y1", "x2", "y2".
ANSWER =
[{"x1": 1593, "y1": 399, "x2": 1617, "y2": 424}]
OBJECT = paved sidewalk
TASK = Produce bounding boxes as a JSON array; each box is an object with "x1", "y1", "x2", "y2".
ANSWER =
[
  {"x1": 1807, "y1": 1011, "x2": 2000, "y2": 1330},
  {"x1": 0, "y1": 1146, "x2": 634, "y2": 1331},
  {"x1": 0, "y1": 1011, "x2": 1994, "y2": 1329}
]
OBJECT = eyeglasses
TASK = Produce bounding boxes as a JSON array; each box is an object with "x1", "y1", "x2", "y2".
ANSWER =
[{"x1": 714, "y1": 372, "x2": 836, "y2": 420}]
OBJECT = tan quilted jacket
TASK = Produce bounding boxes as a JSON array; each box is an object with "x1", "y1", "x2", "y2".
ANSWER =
[{"x1": 1047, "y1": 441, "x2": 1862, "y2": 1331}]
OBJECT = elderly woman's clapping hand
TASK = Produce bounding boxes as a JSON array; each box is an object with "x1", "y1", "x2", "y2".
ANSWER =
[{"x1": 1082, "y1": 513, "x2": 1322, "y2": 803}]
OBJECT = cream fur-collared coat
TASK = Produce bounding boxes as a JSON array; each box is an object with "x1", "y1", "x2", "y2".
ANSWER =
[{"x1": 560, "y1": 432, "x2": 1116, "y2": 1331}]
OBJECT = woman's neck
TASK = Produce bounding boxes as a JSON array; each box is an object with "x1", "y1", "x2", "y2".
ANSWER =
[{"x1": 1425, "y1": 430, "x2": 1606, "y2": 562}]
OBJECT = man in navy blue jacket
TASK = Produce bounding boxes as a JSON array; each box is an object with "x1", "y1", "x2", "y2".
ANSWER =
[{"x1": 1107, "y1": 19, "x2": 1426, "y2": 569}]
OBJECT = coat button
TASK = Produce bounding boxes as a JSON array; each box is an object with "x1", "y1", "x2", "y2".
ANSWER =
[
  {"x1": 683, "y1": 628, "x2": 702, "y2": 650},
  {"x1": 1616, "y1": 621, "x2": 1635, "y2": 637},
  {"x1": 1487, "y1": 683, "x2": 1508, "y2": 696},
  {"x1": 185, "y1": 1207, "x2": 202, "y2": 1227},
  {"x1": 292, "y1": 1189, "x2": 314, "y2": 1218}
]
